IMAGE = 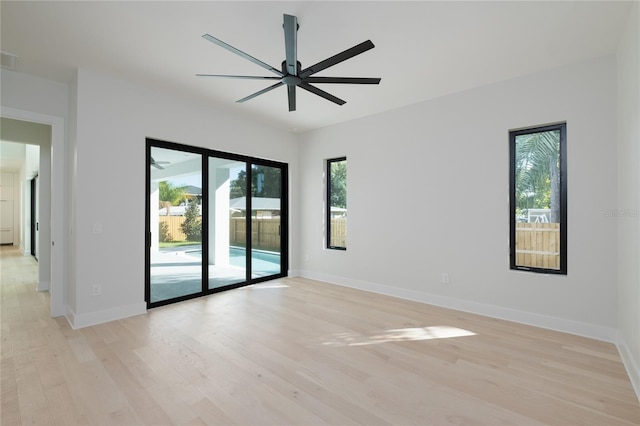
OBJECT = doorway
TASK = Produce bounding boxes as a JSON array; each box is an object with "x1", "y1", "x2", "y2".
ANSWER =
[
  {"x1": 146, "y1": 139, "x2": 288, "y2": 308},
  {"x1": 1, "y1": 109, "x2": 65, "y2": 318}
]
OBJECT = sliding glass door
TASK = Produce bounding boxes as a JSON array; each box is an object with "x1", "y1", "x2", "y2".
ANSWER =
[
  {"x1": 146, "y1": 139, "x2": 288, "y2": 308},
  {"x1": 208, "y1": 157, "x2": 246, "y2": 289},
  {"x1": 250, "y1": 164, "x2": 283, "y2": 279},
  {"x1": 148, "y1": 146, "x2": 203, "y2": 304}
]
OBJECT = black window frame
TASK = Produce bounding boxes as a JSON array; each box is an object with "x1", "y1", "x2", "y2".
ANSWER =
[
  {"x1": 145, "y1": 138, "x2": 289, "y2": 309},
  {"x1": 326, "y1": 157, "x2": 347, "y2": 250},
  {"x1": 509, "y1": 123, "x2": 567, "y2": 275}
]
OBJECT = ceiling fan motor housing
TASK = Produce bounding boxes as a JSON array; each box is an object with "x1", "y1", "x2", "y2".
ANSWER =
[{"x1": 281, "y1": 60, "x2": 302, "y2": 85}]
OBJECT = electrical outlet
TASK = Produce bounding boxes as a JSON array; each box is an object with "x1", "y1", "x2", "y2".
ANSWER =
[
  {"x1": 441, "y1": 273, "x2": 450, "y2": 284},
  {"x1": 92, "y1": 284, "x2": 102, "y2": 296},
  {"x1": 93, "y1": 223, "x2": 103, "y2": 234}
]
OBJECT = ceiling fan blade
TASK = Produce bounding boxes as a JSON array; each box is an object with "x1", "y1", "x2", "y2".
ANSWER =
[
  {"x1": 150, "y1": 157, "x2": 165, "y2": 170},
  {"x1": 298, "y1": 83, "x2": 346, "y2": 106},
  {"x1": 304, "y1": 77, "x2": 381, "y2": 84},
  {"x1": 202, "y1": 34, "x2": 284, "y2": 77},
  {"x1": 237, "y1": 81, "x2": 284, "y2": 103},
  {"x1": 283, "y1": 14, "x2": 298, "y2": 76},
  {"x1": 196, "y1": 74, "x2": 282, "y2": 80},
  {"x1": 287, "y1": 85, "x2": 296, "y2": 112},
  {"x1": 299, "y1": 40, "x2": 375, "y2": 79}
]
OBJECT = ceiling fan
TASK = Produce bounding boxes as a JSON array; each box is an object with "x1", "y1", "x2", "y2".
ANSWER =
[
  {"x1": 197, "y1": 14, "x2": 381, "y2": 111},
  {"x1": 150, "y1": 156, "x2": 170, "y2": 170}
]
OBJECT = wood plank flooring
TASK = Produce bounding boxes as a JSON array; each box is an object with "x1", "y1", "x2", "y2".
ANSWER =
[{"x1": 1, "y1": 245, "x2": 639, "y2": 425}]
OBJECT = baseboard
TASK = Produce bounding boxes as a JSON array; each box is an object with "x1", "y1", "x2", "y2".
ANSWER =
[
  {"x1": 66, "y1": 302, "x2": 147, "y2": 329},
  {"x1": 288, "y1": 269, "x2": 302, "y2": 277},
  {"x1": 37, "y1": 280, "x2": 49, "y2": 292},
  {"x1": 616, "y1": 333, "x2": 640, "y2": 402},
  {"x1": 298, "y1": 270, "x2": 618, "y2": 343}
]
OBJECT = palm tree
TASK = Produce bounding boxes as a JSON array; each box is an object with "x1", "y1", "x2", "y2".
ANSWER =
[
  {"x1": 514, "y1": 130, "x2": 560, "y2": 222},
  {"x1": 329, "y1": 160, "x2": 347, "y2": 209}
]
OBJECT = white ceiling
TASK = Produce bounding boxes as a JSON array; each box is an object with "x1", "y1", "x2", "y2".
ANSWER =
[{"x1": 0, "y1": 1, "x2": 632, "y2": 133}]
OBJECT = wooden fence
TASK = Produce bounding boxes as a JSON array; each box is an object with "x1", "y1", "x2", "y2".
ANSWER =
[
  {"x1": 515, "y1": 222, "x2": 560, "y2": 269},
  {"x1": 330, "y1": 218, "x2": 347, "y2": 247},
  {"x1": 159, "y1": 215, "x2": 189, "y2": 242},
  {"x1": 159, "y1": 216, "x2": 281, "y2": 251},
  {"x1": 230, "y1": 217, "x2": 281, "y2": 251},
  {"x1": 159, "y1": 216, "x2": 348, "y2": 250}
]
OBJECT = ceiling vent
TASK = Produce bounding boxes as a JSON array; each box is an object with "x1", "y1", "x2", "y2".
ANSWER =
[{"x1": 1, "y1": 51, "x2": 18, "y2": 71}]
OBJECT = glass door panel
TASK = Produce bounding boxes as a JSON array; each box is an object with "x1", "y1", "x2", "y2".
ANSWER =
[
  {"x1": 250, "y1": 164, "x2": 282, "y2": 278},
  {"x1": 149, "y1": 147, "x2": 202, "y2": 303},
  {"x1": 208, "y1": 157, "x2": 247, "y2": 289}
]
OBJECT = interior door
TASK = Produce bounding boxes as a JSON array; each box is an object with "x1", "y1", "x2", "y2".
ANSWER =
[
  {"x1": 31, "y1": 176, "x2": 39, "y2": 258},
  {"x1": 34, "y1": 175, "x2": 39, "y2": 259}
]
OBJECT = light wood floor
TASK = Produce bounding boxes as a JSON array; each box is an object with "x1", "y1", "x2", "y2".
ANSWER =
[{"x1": 1, "y1": 245, "x2": 639, "y2": 425}]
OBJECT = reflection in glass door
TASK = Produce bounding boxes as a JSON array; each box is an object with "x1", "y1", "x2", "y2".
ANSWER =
[
  {"x1": 250, "y1": 164, "x2": 283, "y2": 279},
  {"x1": 208, "y1": 157, "x2": 246, "y2": 289},
  {"x1": 148, "y1": 146, "x2": 203, "y2": 304}
]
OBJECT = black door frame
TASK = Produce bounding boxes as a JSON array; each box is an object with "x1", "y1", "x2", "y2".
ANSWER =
[
  {"x1": 145, "y1": 138, "x2": 288, "y2": 308},
  {"x1": 30, "y1": 175, "x2": 38, "y2": 258}
]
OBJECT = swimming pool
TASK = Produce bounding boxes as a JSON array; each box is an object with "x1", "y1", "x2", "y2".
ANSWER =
[{"x1": 187, "y1": 246, "x2": 281, "y2": 271}]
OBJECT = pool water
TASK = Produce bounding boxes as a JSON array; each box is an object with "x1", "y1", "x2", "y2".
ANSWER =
[{"x1": 187, "y1": 246, "x2": 281, "y2": 273}]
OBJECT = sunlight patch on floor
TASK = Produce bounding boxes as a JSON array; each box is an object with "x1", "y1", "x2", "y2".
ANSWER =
[{"x1": 321, "y1": 326, "x2": 477, "y2": 347}]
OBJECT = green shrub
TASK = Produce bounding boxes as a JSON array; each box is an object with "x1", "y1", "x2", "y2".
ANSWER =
[
  {"x1": 181, "y1": 201, "x2": 202, "y2": 242},
  {"x1": 159, "y1": 221, "x2": 172, "y2": 242}
]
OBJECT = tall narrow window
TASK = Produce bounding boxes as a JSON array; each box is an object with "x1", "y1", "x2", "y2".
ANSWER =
[
  {"x1": 327, "y1": 157, "x2": 347, "y2": 250},
  {"x1": 509, "y1": 123, "x2": 567, "y2": 274}
]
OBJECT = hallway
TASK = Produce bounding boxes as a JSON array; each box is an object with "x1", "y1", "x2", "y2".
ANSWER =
[{"x1": 0, "y1": 245, "x2": 69, "y2": 424}]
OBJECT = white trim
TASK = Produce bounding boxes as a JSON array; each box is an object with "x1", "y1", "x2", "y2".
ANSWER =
[
  {"x1": 65, "y1": 306, "x2": 76, "y2": 329},
  {"x1": 616, "y1": 332, "x2": 640, "y2": 402},
  {"x1": 66, "y1": 302, "x2": 147, "y2": 329},
  {"x1": 298, "y1": 270, "x2": 617, "y2": 342},
  {"x1": 37, "y1": 280, "x2": 49, "y2": 292},
  {"x1": 0, "y1": 106, "x2": 65, "y2": 317}
]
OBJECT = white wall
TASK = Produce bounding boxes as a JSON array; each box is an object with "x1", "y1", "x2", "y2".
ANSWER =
[
  {"x1": 68, "y1": 68, "x2": 299, "y2": 327},
  {"x1": 0, "y1": 69, "x2": 69, "y2": 118},
  {"x1": 299, "y1": 55, "x2": 619, "y2": 341},
  {"x1": 67, "y1": 71, "x2": 79, "y2": 313},
  {"x1": 616, "y1": 3, "x2": 640, "y2": 399}
]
